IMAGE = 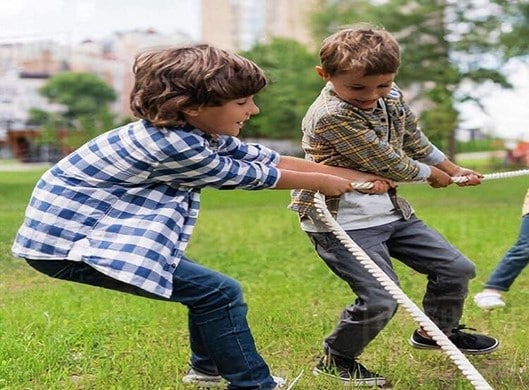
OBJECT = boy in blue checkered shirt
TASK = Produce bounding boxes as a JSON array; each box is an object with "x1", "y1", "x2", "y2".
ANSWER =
[{"x1": 11, "y1": 44, "x2": 392, "y2": 390}]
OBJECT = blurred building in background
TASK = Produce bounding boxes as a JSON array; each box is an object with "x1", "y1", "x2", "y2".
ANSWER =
[
  {"x1": 201, "y1": 0, "x2": 318, "y2": 51},
  {"x1": 0, "y1": 29, "x2": 194, "y2": 159},
  {"x1": 0, "y1": 0, "x2": 320, "y2": 160}
]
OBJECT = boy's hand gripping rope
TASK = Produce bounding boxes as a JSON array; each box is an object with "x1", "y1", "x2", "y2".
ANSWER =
[
  {"x1": 451, "y1": 168, "x2": 529, "y2": 183},
  {"x1": 312, "y1": 193, "x2": 494, "y2": 390}
]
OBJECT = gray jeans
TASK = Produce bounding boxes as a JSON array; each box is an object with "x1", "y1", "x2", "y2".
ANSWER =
[{"x1": 307, "y1": 216, "x2": 476, "y2": 359}]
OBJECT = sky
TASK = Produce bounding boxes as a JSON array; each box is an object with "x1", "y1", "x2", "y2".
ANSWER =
[
  {"x1": 0, "y1": 0, "x2": 527, "y2": 141},
  {"x1": 459, "y1": 60, "x2": 529, "y2": 142},
  {"x1": 0, "y1": 0, "x2": 201, "y2": 44}
]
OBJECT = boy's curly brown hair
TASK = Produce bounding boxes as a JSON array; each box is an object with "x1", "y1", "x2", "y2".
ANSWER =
[
  {"x1": 130, "y1": 44, "x2": 267, "y2": 127},
  {"x1": 320, "y1": 24, "x2": 401, "y2": 77}
]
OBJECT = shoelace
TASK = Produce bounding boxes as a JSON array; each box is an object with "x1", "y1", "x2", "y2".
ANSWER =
[
  {"x1": 450, "y1": 324, "x2": 478, "y2": 344},
  {"x1": 452, "y1": 324, "x2": 477, "y2": 333}
]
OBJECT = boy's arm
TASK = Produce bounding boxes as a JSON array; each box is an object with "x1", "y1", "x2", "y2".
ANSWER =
[
  {"x1": 274, "y1": 155, "x2": 393, "y2": 195},
  {"x1": 430, "y1": 158, "x2": 482, "y2": 187},
  {"x1": 276, "y1": 155, "x2": 392, "y2": 184}
]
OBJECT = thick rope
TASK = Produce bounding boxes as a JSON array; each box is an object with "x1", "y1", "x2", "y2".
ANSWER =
[
  {"x1": 353, "y1": 168, "x2": 529, "y2": 189},
  {"x1": 313, "y1": 193, "x2": 494, "y2": 390},
  {"x1": 452, "y1": 168, "x2": 529, "y2": 184}
]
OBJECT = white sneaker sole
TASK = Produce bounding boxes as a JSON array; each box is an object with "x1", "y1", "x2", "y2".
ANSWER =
[{"x1": 474, "y1": 292, "x2": 506, "y2": 310}]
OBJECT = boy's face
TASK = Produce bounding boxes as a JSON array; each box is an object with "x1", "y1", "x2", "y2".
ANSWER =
[
  {"x1": 316, "y1": 66, "x2": 395, "y2": 111},
  {"x1": 184, "y1": 96, "x2": 260, "y2": 137}
]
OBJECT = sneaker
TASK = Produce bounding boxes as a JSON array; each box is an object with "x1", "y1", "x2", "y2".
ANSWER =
[
  {"x1": 474, "y1": 291, "x2": 505, "y2": 310},
  {"x1": 272, "y1": 376, "x2": 286, "y2": 388},
  {"x1": 182, "y1": 368, "x2": 285, "y2": 388},
  {"x1": 312, "y1": 354, "x2": 386, "y2": 386},
  {"x1": 409, "y1": 325, "x2": 499, "y2": 355},
  {"x1": 182, "y1": 368, "x2": 224, "y2": 387}
]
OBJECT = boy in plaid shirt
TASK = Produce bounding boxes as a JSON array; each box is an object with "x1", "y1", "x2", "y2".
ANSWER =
[{"x1": 289, "y1": 25, "x2": 499, "y2": 387}]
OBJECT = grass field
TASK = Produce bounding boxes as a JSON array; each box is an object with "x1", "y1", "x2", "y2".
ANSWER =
[{"x1": 1, "y1": 167, "x2": 528, "y2": 389}]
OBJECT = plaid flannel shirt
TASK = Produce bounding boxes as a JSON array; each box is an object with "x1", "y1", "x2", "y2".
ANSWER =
[
  {"x1": 12, "y1": 120, "x2": 280, "y2": 298},
  {"x1": 289, "y1": 83, "x2": 436, "y2": 217}
]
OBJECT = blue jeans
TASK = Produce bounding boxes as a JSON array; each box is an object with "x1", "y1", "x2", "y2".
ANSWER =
[
  {"x1": 25, "y1": 258, "x2": 277, "y2": 390},
  {"x1": 307, "y1": 216, "x2": 475, "y2": 359},
  {"x1": 484, "y1": 214, "x2": 529, "y2": 291}
]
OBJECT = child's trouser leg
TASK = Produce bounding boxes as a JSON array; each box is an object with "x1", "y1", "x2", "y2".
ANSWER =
[
  {"x1": 484, "y1": 214, "x2": 529, "y2": 291},
  {"x1": 172, "y1": 258, "x2": 276, "y2": 389},
  {"x1": 307, "y1": 230, "x2": 399, "y2": 359},
  {"x1": 25, "y1": 258, "x2": 278, "y2": 390},
  {"x1": 386, "y1": 218, "x2": 475, "y2": 333}
]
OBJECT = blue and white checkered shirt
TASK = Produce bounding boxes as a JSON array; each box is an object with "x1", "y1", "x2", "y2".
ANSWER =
[{"x1": 12, "y1": 120, "x2": 281, "y2": 297}]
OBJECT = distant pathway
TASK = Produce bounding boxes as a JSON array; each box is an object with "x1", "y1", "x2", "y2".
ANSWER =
[
  {"x1": 456, "y1": 150, "x2": 506, "y2": 160},
  {"x1": 0, "y1": 162, "x2": 51, "y2": 172}
]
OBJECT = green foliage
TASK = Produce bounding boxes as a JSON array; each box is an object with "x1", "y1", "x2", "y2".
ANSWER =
[
  {"x1": 39, "y1": 72, "x2": 116, "y2": 119},
  {"x1": 1, "y1": 167, "x2": 529, "y2": 389},
  {"x1": 240, "y1": 38, "x2": 322, "y2": 139},
  {"x1": 37, "y1": 72, "x2": 118, "y2": 149},
  {"x1": 494, "y1": 0, "x2": 529, "y2": 58},
  {"x1": 456, "y1": 139, "x2": 505, "y2": 153}
]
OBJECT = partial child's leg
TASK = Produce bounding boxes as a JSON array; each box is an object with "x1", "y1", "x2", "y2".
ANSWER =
[
  {"x1": 484, "y1": 215, "x2": 529, "y2": 292},
  {"x1": 25, "y1": 258, "x2": 279, "y2": 389},
  {"x1": 388, "y1": 218, "x2": 499, "y2": 354},
  {"x1": 308, "y1": 228, "x2": 398, "y2": 359},
  {"x1": 171, "y1": 258, "x2": 279, "y2": 390}
]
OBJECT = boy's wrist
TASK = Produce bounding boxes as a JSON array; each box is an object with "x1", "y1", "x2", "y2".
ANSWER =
[{"x1": 434, "y1": 159, "x2": 459, "y2": 176}]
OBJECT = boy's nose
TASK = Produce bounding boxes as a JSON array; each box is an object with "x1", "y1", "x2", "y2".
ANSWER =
[
  {"x1": 363, "y1": 90, "x2": 379, "y2": 100},
  {"x1": 249, "y1": 103, "x2": 260, "y2": 115}
]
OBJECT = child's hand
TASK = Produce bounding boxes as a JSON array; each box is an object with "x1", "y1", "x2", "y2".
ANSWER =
[
  {"x1": 355, "y1": 171, "x2": 394, "y2": 187},
  {"x1": 356, "y1": 180, "x2": 393, "y2": 194},
  {"x1": 427, "y1": 166, "x2": 452, "y2": 188},
  {"x1": 317, "y1": 175, "x2": 355, "y2": 196},
  {"x1": 451, "y1": 167, "x2": 483, "y2": 186}
]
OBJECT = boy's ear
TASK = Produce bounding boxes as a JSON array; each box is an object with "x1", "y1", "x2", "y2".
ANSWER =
[
  {"x1": 182, "y1": 107, "x2": 201, "y2": 117},
  {"x1": 315, "y1": 66, "x2": 330, "y2": 81}
]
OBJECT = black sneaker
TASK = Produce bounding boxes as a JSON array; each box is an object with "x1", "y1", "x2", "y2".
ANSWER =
[
  {"x1": 409, "y1": 325, "x2": 499, "y2": 355},
  {"x1": 312, "y1": 354, "x2": 386, "y2": 386}
]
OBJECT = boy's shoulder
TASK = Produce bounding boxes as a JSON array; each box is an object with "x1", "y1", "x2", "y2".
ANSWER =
[
  {"x1": 387, "y1": 83, "x2": 403, "y2": 101},
  {"x1": 309, "y1": 84, "x2": 363, "y2": 117}
]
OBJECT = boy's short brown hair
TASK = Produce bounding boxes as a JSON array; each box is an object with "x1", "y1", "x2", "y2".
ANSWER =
[
  {"x1": 319, "y1": 24, "x2": 401, "y2": 77},
  {"x1": 130, "y1": 44, "x2": 267, "y2": 127}
]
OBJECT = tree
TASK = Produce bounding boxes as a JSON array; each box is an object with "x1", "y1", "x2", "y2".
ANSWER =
[
  {"x1": 308, "y1": 0, "x2": 521, "y2": 158},
  {"x1": 36, "y1": 72, "x2": 117, "y2": 149},
  {"x1": 240, "y1": 38, "x2": 323, "y2": 139}
]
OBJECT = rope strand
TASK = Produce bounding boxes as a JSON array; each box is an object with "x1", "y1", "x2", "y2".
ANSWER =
[{"x1": 352, "y1": 168, "x2": 529, "y2": 189}]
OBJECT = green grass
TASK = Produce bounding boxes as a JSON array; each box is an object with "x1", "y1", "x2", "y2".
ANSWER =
[{"x1": 1, "y1": 168, "x2": 529, "y2": 389}]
